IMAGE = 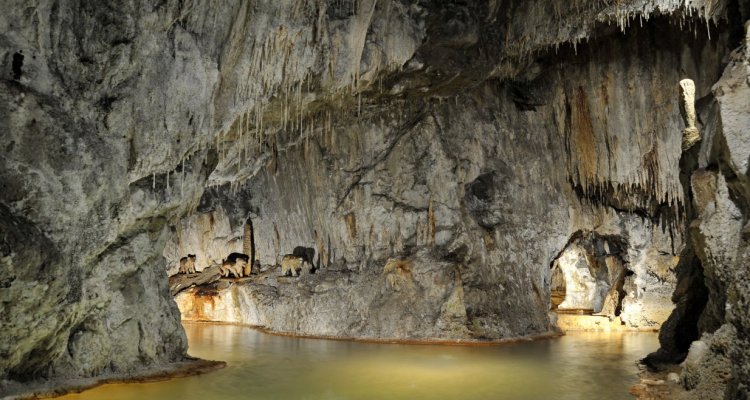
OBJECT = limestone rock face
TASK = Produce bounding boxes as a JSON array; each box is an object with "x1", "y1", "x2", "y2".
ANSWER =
[
  {"x1": 176, "y1": 251, "x2": 472, "y2": 340},
  {"x1": 0, "y1": 0, "x2": 748, "y2": 398},
  {"x1": 674, "y1": 33, "x2": 750, "y2": 399},
  {"x1": 162, "y1": 208, "x2": 241, "y2": 275},
  {"x1": 554, "y1": 244, "x2": 608, "y2": 312},
  {"x1": 175, "y1": 14, "x2": 727, "y2": 338}
]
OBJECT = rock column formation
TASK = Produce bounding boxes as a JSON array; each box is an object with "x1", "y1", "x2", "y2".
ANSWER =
[{"x1": 680, "y1": 79, "x2": 701, "y2": 151}]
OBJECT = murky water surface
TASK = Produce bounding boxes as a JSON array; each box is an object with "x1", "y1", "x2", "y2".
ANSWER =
[{"x1": 63, "y1": 323, "x2": 657, "y2": 400}]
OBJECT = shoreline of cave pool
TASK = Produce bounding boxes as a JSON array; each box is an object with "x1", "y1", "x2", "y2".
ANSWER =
[
  {"x1": 183, "y1": 319, "x2": 567, "y2": 347},
  {"x1": 0, "y1": 358, "x2": 225, "y2": 400}
]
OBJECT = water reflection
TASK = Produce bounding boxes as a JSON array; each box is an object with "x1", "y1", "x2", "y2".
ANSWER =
[{"x1": 62, "y1": 323, "x2": 657, "y2": 400}]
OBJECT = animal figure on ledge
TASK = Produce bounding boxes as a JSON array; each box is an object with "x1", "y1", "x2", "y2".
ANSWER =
[
  {"x1": 220, "y1": 252, "x2": 250, "y2": 278},
  {"x1": 178, "y1": 254, "x2": 196, "y2": 274},
  {"x1": 280, "y1": 254, "x2": 311, "y2": 277}
]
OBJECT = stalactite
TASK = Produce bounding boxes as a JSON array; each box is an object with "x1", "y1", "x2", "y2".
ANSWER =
[
  {"x1": 181, "y1": 159, "x2": 185, "y2": 197},
  {"x1": 367, "y1": 223, "x2": 375, "y2": 257},
  {"x1": 416, "y1": 217, "x2": 422, "y2": 246},
  {"x1": 428, "y1": 199, "x2": 436, "y2": 247},
  {"x1": 394, "y1": 222, "x2": 404, "y2": 254}
]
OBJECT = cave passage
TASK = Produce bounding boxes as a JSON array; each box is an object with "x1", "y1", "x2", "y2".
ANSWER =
[{"x1": 549, "y1": 233, "x2": 629, "y2": 317}]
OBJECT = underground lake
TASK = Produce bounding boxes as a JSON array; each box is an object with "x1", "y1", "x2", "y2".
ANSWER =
[{"x1": 60, "y1": 322, "x2": 659, "y2": 400}]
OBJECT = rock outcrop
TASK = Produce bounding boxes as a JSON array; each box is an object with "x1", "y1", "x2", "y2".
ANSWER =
[
  {"x1": 1, "y1": 0, "x2": 748, "y2": 398},
  {"x1": 168, "y1": 265, "x2": 222, "y2": 297},
  {"x1": 176, "y1": 252, "x2": 474, "y2": 340},
  {"x1": 671, "y1": 24, "x2": 750, "y2": 399}
]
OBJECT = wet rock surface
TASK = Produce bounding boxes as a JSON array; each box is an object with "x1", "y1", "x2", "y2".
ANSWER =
[
  {"x1": 176, "y1": 252, "x2": 474, "y2": 340},
  {"x1": 672, "y1": 29, "x2": 750, "y2": 399},
  {"x1": 175, "y1": 17, "x2": 728, "y2": 340},
  {"x1": 0, "y1": 0, "x2": 748, "y2": 398},
  {"x1": 168, "y1": 265, "x2": 222, "y2": 297},
  {"x1": 637, "y1": 19, "x2": 750, "y2": 400}
]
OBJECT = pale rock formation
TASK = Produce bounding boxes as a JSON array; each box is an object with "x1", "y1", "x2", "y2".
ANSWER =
[
  {"x1": 163, "y1": 208, "x2": 243, "y2": 275},
  {"x1": 555, "y1": 244, "x2": 602, "y2": 311},
  {"x1": 169, "y1": 265, "x2": 222, "y2": 297},
  {"x1": 176, "y1": 250, "x2": 472, "y2": 340},
  {"x1": 679, "y1": 79, "x2": 701, "y2": 151},
  {"x1": 644, "y1": 19, "x2": 750, "y2": 400}
]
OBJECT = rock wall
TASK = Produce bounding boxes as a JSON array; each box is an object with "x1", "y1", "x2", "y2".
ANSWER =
[
  {"x1": 162, "y1": 207, "x2": 242, "y2": 275},
  {"x1": 175, "y1": 253, "x2": 473, "y2": 340},
  {"x1": 1, "y1": 0, "x2": 748, "y2": 398},
  {"x1": 173, "y1": 13, "x2": 731, "y2": 339},
  {"x1": 671, "y1": 25, "x2": 750, "y2": 399}
]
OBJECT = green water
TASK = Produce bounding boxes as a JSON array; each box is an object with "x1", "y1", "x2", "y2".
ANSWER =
[{"x1": 63, "y1": 323, "x2": 657, "y2": 400}]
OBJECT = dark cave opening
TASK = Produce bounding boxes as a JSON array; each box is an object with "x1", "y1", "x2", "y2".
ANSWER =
[
  {"x1": 643, "y1": 250, "x2": 710, "y2": 368},
  {"x1": 641, "y1": 91, "x2": 716, "y2": 370},
  {"x1": 614, "y1": 269, "x2": 635, "y2": 317},
  {"x1": 11, "y1": 51, "x2": 23, "y2": 80}
]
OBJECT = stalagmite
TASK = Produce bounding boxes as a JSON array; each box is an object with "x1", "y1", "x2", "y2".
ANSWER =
[
  {"x1": 679, "y1": 79, "x2": 700, "y2": 151},
  {"x1": 367, "y1": 223, "x2": 375, "y2": 257},
  {"x1": 315, "y1": 230, "x2": 327, "y2": 270},
  {"x1": 243, "y1": 218, "x2": 255, "y2": 269},
  {"x1": 394, "y1": 230, "x2": 404, "y2": 254},
  {"x1": 416, "y1": 217, "x2": 422, "y2": 246},
  {"x1": 273, "y1": 223, "x2": 281, "y2": 266}
]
